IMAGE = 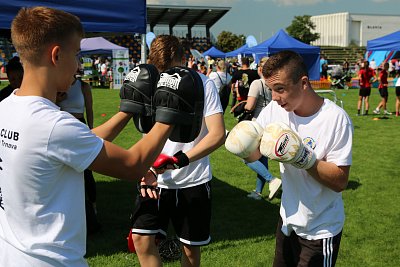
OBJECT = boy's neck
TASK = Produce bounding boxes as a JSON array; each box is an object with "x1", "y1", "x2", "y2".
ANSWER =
[{"x1": 17, "y1": 66, "x2": 58, "y2": 103}]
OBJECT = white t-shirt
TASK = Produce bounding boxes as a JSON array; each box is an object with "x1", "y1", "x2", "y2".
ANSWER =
[
  {"x1": 0, "y1": 91, "x2": 103, "y2": 266},
  {"x1": 395, "y1": 77, "x2": 400, "y2": 87},
  {"x1": 100, "y1": 63, "x2": 107, "y2": 75},
  {"x1": 247, "y1": 78, "x2": 272, "y2": 118},
  {"x1": 58, "y1": 80, "x2": 85, "y2": 114},
  {"x1": 209, "y1": 71, "x2": 231, "y2": 89},
  {"x1": 157, "y1": 73, "x2": 223, "y2": 189},
  {"x1": 257, "y1": 99, "x2": 353, "y2": 240}
]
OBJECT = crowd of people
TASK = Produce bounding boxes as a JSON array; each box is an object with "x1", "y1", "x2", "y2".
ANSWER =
[
  {"x1": 8, "y1": 6, "x2": 397, "y2": 267},
  {"x1": 319, "y1": 55, "x2": 400, "y2": 117}
]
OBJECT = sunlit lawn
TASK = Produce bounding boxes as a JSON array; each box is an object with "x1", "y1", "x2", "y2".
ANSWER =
[
  {"x1": 1, "y1": 81, "x2": 399, "y2": 266},
  {"x1": 86, "y1": 87, "x2": 400, "y2": 266}
]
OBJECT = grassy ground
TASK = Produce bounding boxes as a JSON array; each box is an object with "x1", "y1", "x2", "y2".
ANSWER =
[
  {"x1": 86, "y1": 87, "x2": 399, "y2": 267},
  {"x1": 2, "y1": 82, "x2": 400, "y2": 266}
]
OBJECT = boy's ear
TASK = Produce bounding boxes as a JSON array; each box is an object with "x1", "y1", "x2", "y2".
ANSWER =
[{"x1": 51, "y1": 46, "x2": 61, "y2": 65}]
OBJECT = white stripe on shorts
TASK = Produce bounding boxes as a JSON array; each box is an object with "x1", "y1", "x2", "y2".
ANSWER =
[
  {"x1": 178, "y1": 235, "x2": 211, "y2": 246},
  {"x1": 323, "y1": 237, "x2": 333, "y2": 267},
  {"x1": 131, "y1": 228, "x2": 167, "y2": 236}
]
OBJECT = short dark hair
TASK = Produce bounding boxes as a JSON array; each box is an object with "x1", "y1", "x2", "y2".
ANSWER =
[
  {"x1": 6, "y1": 56, "x2": 23, "y2": 75},
  {"x1": 241, "y1": 57, "x2": 250, "y2": 66},
  {"x1": 262, "y1": 50, "x2": 308, "y2": 84}
]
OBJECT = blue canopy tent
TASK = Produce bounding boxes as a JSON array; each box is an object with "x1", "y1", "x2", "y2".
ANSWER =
[
  {"x1": 225, "y1": 44, "x2": 253, "y2": 57},
  {"x1": 0, "y1": 0, "x2": 146, "y2": 34},
  {"x1": 244, "y1": 29, "x2": 321, "y2": 80},
  {"x1": 202, "y1": 46, "x2": 226, "y2": 58},
  {"x1": 80, "y1": 37, "x2": 128, "y2": 55},
  {"x1": 366, "y1": 30, "x2": 400, "y2": 67},
  {"x1": 367, "y1": 30, "x2": 400, "y2": 51},
  {"x1": 0, "y1": 0, "x2": 146, "y2": 89}
]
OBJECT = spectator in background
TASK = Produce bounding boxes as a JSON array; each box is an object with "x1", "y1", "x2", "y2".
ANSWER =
[
  {"x1": 231, "y1": 57, "x2": 259, "y2": 103},
  {"x1": 354, "y1": 61, "x2": 361, "y2": 75},
  {"x1": 388, "y1": 60, "x2": 395, "y2": 77},
  {"x1": 230, "y1": 59, "x2": 240, "y2": 75},
  {"x1": 357, "y1": 60, "x2": 376, "y2": 116},
  {"x1": 394, "y1": 71, "x2": 400, "y2": 117},
  {"x1": 369, "y1": 58, "x2": 377, "y2": 71},
  {"x1": 320, "y1": 55, "x2": 328, "y2": 79},
  {"x1": 209, "y1": 60, "x2": 232, "y2": 113},
  {"x1": 0, "y1": 56, "x2": 24, "y2": 102},
  {"x1": 207, "y1": 56, "x2": 215, "y2": 70},
  {"x1": 395, "y1": 60, "x2": 400, "y2": 73},
  {"x1": 191, "y1": 62, "x2": 198, "y2": 72},
  {"x1": 187, "y1": 55, "x2": 195, "y2": 69},
  {"x1": 343, "y1": 59, "x2": 350, "y2": 73},
  {"x1": 209, "y1": 60, "x2": 231, "y2": 88},
  {"x1": 100, "y1": 58, "x2": 107, "y2": 86},
  {"x1": 199, "y1": 64, "x2": 208, "y2": 75},
  {"x1": 373, "y1": 62, "x2": 391, "y2": 115},
  {"x1": 129, "y1": 58, "x2": 138, "y2": 71}
]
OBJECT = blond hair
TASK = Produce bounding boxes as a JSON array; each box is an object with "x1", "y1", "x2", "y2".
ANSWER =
[
  {"x1": 258, "y1": 57, "x2": 269, "y2": 68},
  {"x1": 217, "y1": 60, "x2": 226, "y2": 71},
  {"x1": 11, "y1": 6, "x2": 84, "y2": 64}
]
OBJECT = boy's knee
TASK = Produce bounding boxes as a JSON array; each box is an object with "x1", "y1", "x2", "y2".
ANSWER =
[
  {"x1": 132, "y1": 234, "x2": 155, "y2": 252},
  {"x1": 182, "y1": 244, "x2": 200, "y2": 257}
]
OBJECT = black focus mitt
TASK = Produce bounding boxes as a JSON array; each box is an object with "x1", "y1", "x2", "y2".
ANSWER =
[{"x1": 154, "y1": 67, "x2": 204, "y2": 142}]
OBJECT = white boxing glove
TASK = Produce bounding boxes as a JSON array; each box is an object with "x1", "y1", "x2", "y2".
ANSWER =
[
  {"x1": 225, "y1": 120, "x2": 264, "y2": 158},
  {"x1": 260, "y1": 122, "x2": 316, "y2": 169}
]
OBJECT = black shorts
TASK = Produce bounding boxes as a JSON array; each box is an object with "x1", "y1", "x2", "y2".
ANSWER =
[
  {"x1": 379, "y1": 87, "x2": 388, "y2": 97},
  {"x1": 131, "y1": 182, "x2": 212, "y2": 246},
  {"x1": 396, "y1": 86, "x2": 400, "y2": 97},
  {"x1": 359, "y1": 87, "x2": 371, "y2": 97},
  {"x1": 273, "y1": 218, "x2": 342, "y2": 267}
]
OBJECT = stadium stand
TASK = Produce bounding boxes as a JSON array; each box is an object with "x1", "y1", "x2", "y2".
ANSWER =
[
  {"x1": 108, "y1": 34, "x2": 212, "y2": 62},
  {"x1": 320, "y1": 46, "x2": 366, "y2": 65}
]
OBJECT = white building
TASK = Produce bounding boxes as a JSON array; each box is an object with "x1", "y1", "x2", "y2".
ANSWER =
[{"x1": 310, "y1": 12, "x2": 400, "y2": 47}]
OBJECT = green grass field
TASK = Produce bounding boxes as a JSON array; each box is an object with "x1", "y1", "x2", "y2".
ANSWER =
[{"x1": 1, "y1": 82, "x2": 399, "y2": 266}]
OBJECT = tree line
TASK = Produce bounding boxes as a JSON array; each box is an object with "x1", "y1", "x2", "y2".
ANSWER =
[{"x1": 216, "y1": 15, "x2": 319, "y2": 52}]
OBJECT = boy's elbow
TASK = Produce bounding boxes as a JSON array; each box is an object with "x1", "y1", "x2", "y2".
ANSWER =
[
  {"x1": 218, "y1": 131, "x2": 226, "y2": 147},
  {"x1": 335, "y1": 180, "x2": 349, "y2": 192}
]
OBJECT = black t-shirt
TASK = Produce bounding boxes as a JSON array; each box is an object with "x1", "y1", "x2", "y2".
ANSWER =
[
  {"x1": 0, "y1": 85, "x2": 14, "y2": 102},
  {"x1": 231, "y1": 69, "x2": 259, "y2": 99}
]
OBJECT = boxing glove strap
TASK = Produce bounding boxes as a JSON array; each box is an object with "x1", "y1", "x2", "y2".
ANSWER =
[{"x1": 172, "y1": 150, "x2": 189, "y2": 168}]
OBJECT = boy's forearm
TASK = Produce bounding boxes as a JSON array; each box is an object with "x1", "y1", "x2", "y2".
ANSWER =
[{"x1": 92, "y1": 112, "x2": 132, "y2": 141}]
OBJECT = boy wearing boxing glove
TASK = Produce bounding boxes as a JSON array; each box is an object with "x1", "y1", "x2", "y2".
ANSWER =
[
  {"x1": 260, "y1": 51, "x2": 353, "y2": 267},
  {"x1": 226, "y1": 50, "x2": 353, "y2": 267}
]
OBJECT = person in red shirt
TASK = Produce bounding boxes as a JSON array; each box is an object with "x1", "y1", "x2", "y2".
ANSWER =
[
  {"x1": 357, "y1": 60, "x2": 376, "y2": 116},
  {"x1": 373, "y1": 62, "x2": 392, "y2": 115}
]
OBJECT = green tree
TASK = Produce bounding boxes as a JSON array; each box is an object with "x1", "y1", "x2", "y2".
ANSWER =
[
  {"x1": 216, "y1": 31, "x2": 246, "y2": 52},
  {"x1": 286, "y1": 15, "x2": 319, "y2": 44}
]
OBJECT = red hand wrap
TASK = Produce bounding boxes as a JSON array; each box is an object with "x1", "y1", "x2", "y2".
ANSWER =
[
  {"x1": 152, "y1": 151, "x2": 189, "y2": 170},
  {"x1": 152, "y1": 154, "x2": 178, "y2": 170}
]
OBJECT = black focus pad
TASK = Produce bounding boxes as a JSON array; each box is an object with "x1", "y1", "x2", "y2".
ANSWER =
[
  {"x1": 154, "y1": 67, "x2": 204, "y2": 143},
  {"x1": 119, "y1": 64, "x2": 159, "y2": 115},
  {"x1": 132, "y1": 114, "x2": 154, "y2": 133}
]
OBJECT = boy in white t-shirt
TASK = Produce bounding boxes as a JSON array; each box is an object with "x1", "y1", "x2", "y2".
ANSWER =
[
  {"x1": 227, "y1": 51, "x2": 353, "y2": 266},
  {"x1": 130, "y1": 35, "x2": 226, "y2": 267},
  {"x1": 0, "y1": 7, "x2": 176, "y2": 267}
]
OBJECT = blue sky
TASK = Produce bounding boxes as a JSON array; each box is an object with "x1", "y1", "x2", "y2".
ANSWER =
[{"x1": 148, "y1": 0, "x2": 397, "y2": 43}]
